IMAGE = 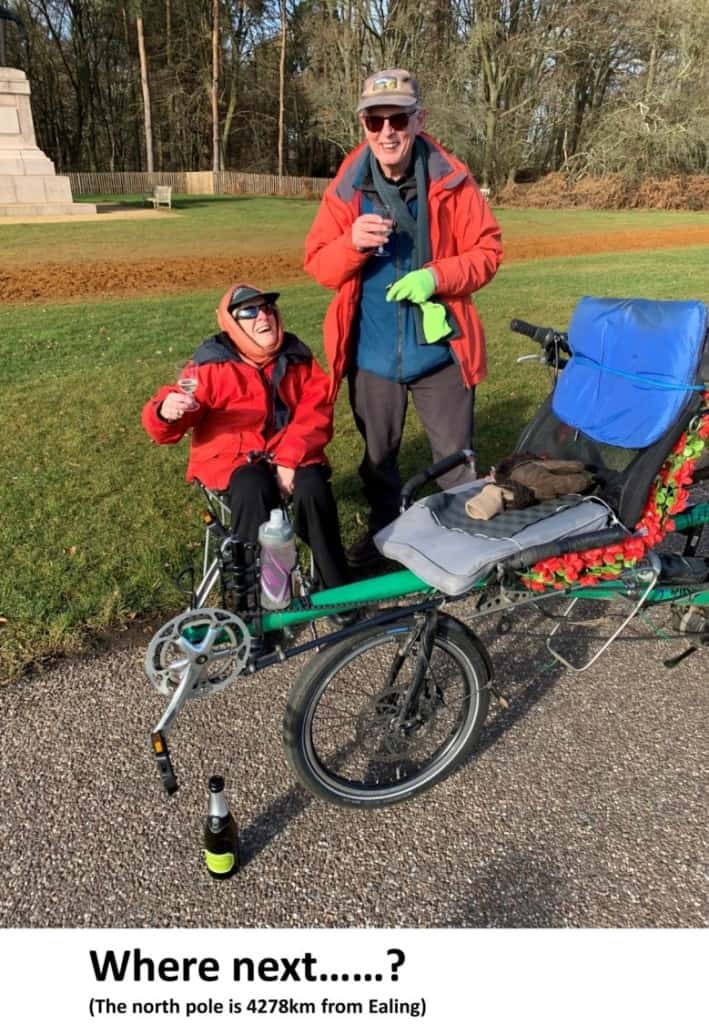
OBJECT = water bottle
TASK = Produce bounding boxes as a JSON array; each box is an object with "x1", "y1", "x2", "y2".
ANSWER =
[
  {"x1": 258, "y1": 508, "x2": 297, "y2": 610},
  {"x1": 203, "y1": 775, "x2": 240, "y2": 880}
]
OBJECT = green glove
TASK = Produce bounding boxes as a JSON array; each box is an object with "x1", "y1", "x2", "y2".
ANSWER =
[
  {"x1": 386, "y1": 268, "x2": 435, "y2": 304},
  {"x1": 421, "y1": 301, "x2": 453, "y2": 343}
]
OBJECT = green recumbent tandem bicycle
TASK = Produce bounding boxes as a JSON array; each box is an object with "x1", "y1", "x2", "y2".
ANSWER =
[{"x1": 144, "y1": 296, "x2": 709, "y2": 809}]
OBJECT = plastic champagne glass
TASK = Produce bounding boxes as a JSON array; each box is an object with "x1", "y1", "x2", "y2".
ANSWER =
[
  {"x1": 176, "y1": 360, "x2": 200, "y2": 410},
  {"x1": 370, "y1": 201, "x2": 395, "y2": 256}
]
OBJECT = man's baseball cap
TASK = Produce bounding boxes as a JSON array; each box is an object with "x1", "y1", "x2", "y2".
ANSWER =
[
  {"x1": 356, "y1": 69, "x2": 420, "y2": 113},
  {"x1": 227, "y1": 284, "x2": 280, "y2": 311}
]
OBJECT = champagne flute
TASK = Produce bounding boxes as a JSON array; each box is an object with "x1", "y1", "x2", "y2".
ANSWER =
[
  {"x1": 176, "y1": 360, "x2": 200, "y2": 410},
  {"x1": 370, "y1": 200, "x2": 395, "y2": 256}
]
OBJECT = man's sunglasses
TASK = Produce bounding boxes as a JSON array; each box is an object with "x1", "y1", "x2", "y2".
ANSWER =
[
  {"x1": 231, "y1": 301, "x2": 277, "y2": 320},
  {"x1": 363, "y1": 111, "x2": 413, "y2": 133}
]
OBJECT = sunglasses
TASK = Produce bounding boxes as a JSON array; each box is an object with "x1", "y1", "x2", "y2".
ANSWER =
[
  {"x1": 363, "y1": 111, "x2": 413, "y2": 133},
  {"x1": 232, "y1": 301, "x2": 277, "y2": 320}
]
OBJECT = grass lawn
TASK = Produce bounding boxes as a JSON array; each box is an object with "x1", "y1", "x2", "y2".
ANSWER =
[
  {"x1": 3, "y1": 194, "x2": 709, "y2": 268},
  {"x1": 2, "y1": 199, "x2": 709, "y2": 682},
  {"x1": 0, "y1": 195, "x2": 320, "y2": 266}
]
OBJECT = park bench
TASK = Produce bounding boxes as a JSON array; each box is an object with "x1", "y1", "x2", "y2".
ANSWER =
[{"x1": 146, "y1": 185, "x2": 172, "y2": 209}]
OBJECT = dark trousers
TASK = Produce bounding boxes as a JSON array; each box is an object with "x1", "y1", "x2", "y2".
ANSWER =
[
  {"x1": 348, "y1": 362, "x2": 476, "y2": 531},
  {"x1": 227, "y1": 461, "x2": 349, "y2": 589}
]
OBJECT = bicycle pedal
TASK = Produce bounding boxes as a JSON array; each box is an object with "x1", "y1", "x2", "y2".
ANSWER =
[{"x1": 150, "y1": 732, "x2": 179, "y2": 795}]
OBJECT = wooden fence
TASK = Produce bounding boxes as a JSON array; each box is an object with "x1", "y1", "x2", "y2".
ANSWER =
[
  {"x1": 67, "y1": 170, "x2": 331, "y2": 198},
  {"x1": 67, "y1": 171, "x2": 187, "y2": 194}
]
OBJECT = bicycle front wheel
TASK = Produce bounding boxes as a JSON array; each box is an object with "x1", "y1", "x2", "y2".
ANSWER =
[{"x1": 283, "y1": 612, "x2": 491, "y2": 808}]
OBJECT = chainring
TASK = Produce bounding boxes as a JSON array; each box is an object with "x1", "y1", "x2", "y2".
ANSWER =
[{"x1": 144, "y1": 608, "x2": 251, "y2": 699}]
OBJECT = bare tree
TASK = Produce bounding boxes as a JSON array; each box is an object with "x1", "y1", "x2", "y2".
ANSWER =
[
  {"x1": 277, "y1": 0, "x2": 286, "y2": 182},
  {"x1": 136, "y1": 10, "x2": 154, "y2": 171},
  {"x1": 8, "y1": 0, "x2": 709, "y2": 183},
  {"x1": 211, "y1": 0, "x2": 219, "y2": 171}
]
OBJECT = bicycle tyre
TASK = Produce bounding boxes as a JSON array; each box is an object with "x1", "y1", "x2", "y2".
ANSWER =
[{"x1": 282, "y1": 612, "x2": 491, "y2": 808}]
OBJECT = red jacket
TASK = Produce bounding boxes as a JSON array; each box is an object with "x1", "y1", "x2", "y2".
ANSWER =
[
  {"x1": 141, "y1": 332, "x2": 334, "y2": 490},
  {"x1": 304, "y1": 133, "x2": 503, "y2": 399}
]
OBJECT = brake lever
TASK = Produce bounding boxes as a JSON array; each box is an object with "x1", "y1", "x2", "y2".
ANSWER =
[{"x1": 516, "y1": 353, "x2": 546, "y2": 364}]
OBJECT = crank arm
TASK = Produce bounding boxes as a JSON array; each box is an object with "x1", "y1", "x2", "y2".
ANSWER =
[
  {"x1": 150, "y1": 663, "x2": 201, "y2": 795},
  {"x1": 153, "y1": 662, "x2": 201, "y2": 736}
]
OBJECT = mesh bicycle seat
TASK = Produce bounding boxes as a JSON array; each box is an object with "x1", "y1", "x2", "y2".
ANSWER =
[{"x1": 375, "y1": 297, "x2": 709, "y2": 595}]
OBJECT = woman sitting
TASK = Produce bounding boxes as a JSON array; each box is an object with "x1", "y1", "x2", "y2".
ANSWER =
[{"x1": 141, "y1": 282, "x2": 350, "y2": 590}]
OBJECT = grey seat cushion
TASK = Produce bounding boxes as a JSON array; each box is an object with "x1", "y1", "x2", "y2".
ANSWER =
[{"x1": 374, "y1": 479, "x2": 611, "y2": 595}]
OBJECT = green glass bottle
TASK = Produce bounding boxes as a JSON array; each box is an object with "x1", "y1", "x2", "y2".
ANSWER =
[{"x1": 203, "y1": 775, "x2": 240, "y2": 879}]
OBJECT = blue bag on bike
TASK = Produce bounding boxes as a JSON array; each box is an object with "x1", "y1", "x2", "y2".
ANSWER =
[{"x1": 552, "y1": 296, "x2": 707, "y2": 448}]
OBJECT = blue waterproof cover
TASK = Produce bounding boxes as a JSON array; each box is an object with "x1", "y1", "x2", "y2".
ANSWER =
[{"x1": 552, "y1": 297, "x2": 707, "y2": 448}]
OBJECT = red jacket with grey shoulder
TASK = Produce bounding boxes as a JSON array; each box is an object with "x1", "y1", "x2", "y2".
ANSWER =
[
  {"x1": 304, "y1": 133, "x2": 503, "y2": 400},
  {"x1": 141, "y1": 332, "x2": 334, "y2": 491}
]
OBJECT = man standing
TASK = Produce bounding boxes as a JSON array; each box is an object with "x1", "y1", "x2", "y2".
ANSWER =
[{"x1": 304, "y1": 68, "x2": 503, "y2": 569}]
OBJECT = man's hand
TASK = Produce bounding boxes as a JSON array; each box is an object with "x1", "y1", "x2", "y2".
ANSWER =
[
  {"x1": 275, "y1": 464, "x2": 296, "y2": 498},
  {"x1": 386, "y1": 268, "x2": 436, "y2": 304},
  {"x1": 159, "y1": 391, "x2": 199, "y2": 421},
  {"x1": 351, "y1": 213, "x2": 393, "y2": 252}
]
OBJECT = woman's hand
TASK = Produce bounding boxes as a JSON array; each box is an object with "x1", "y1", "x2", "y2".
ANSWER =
[{"x1": 275, "y1": 464, "x2": 296, "y2": 498}]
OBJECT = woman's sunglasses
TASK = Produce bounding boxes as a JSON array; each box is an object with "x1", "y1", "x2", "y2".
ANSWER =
[
  {"x1": 363, "y1": 111, "x2": 413, "y2": 133},
  {"x1": 232, "y1": 301, "x2": 277, "y2": 320}
]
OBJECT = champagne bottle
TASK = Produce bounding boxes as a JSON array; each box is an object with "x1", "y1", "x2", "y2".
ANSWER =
[{"x1": 203, "y1": 775, "x2": 240, "y2": 879}]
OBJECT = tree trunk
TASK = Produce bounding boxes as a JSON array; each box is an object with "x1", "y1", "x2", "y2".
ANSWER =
[
  {"x1": 277, "y1": 0, "x2": 287, "y2": 185},
  {"x1": 165, "y1": 0, "x2": 171, "y2": 69},
  {"x1": 211, "y1": 0, "x2": 220, "y2": 173},
  {"x1": 136, "y1": 15, "x2": 154, "y2": 172}
]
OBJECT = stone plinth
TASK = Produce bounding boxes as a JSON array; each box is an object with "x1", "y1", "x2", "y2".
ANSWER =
[{"x1": 0, "y1": 67, "x2": 95, "y2": 216}]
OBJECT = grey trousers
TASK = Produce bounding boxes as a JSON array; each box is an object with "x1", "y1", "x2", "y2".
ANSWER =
[{"x1": 348, "y1": 361, "x2": 477, "y2": 531}]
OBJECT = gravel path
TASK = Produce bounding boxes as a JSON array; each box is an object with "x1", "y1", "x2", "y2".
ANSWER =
[{"x1": 1, "y1": 593, "x2": 706, "y2": 930}]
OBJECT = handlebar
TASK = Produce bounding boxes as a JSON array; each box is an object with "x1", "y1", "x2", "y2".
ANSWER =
[
  {"x1": 510, "y1": 318, "x2": 571, "y2": 369},
  {"x1": 501, "y1": 525, "x2": 630, "y2": 572},
  {"x1": 400, "y1": 449, "x2": 476, "y2": 511}
]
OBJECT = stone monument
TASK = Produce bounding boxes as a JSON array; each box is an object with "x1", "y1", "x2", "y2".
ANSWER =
[{"x1": 0, "y1": 9, "x2": 95, "y2": 216}]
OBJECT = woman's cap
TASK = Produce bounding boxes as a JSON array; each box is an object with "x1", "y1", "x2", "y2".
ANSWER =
[{"x1": 227, "y1": 284, "x2": 280, "y2": 311}]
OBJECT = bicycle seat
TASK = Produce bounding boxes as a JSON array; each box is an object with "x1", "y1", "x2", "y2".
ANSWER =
[{"x1": 374, "y1": 297, "x2": 709, "y2": 595}]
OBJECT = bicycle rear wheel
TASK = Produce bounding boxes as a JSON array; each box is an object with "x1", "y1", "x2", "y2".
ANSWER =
[{"x1": 283, "y1": 612, "x2": 491, "y2": 808}]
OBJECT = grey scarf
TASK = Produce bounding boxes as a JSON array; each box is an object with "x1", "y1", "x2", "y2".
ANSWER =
[{"x1": 368, "y1": 136, "x2": 431, "y2": 270}]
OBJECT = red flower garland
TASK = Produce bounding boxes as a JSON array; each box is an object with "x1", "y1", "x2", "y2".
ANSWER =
[{"x1": 522, "y1": 395, "x2": 709, "y2": 592}]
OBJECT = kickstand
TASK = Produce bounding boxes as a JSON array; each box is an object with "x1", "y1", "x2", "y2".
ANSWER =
[
  {"x1": 664, "y1": 634, "x2": 709, "y2": 669},
  {"x1": 544, "y1": 561, "x2": 661, "y2": 673}
]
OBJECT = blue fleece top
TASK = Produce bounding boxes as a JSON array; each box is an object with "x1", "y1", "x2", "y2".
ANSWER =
[{"x1": 354, "y1": 192, "x2": 453, "y2": 382}]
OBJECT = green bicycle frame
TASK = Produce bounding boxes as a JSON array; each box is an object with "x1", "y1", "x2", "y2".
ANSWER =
[
  {"x1": 260, "y1": 569, "x2": 435, "y2": 632},
  {"x1": 261, "y1": 500, "x2": 709, "y2": 630},
  {"x1": 185, "y1": 500, "x2": 709, "y2": 645}
]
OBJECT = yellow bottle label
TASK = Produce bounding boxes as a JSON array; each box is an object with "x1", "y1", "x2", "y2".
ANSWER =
[{"x1": 204, "y1": 849, "x2": 235, "y2": 874}]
